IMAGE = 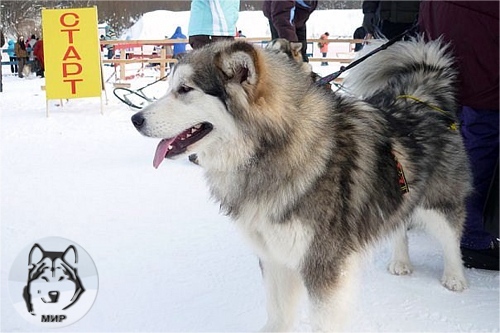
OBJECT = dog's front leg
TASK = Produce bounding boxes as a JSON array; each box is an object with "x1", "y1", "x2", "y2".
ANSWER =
[
  {"x1": 304, "y1": 252, "x2": 361, "y2": 332},
  {"x1": 259, "y1": 260, "x2": 304, "y2": 332}
]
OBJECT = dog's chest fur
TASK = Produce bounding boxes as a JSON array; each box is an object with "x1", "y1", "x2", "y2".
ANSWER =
[{"x1": 234, "y1": 200, "x2": 314, "y2": 269}]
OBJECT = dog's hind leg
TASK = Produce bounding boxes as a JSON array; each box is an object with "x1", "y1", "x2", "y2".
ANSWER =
[
  {"x1": 388, "y1": 224, "x2": 413, "y2": 275},
  {"x1": 417, "y1": 208, "x2": 468, "y2": 291},
  {"x1": 260, "y1": 260, "x2": 304, "y2": 332},
  {"x1": 304, "y1": 252, "x2": 361, "y2": 332}
]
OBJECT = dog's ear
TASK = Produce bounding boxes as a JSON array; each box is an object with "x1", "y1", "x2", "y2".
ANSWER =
[
  {"x1": 215, "y1": 41, "x2": 258, "y2": 86},
  {"x1": 28, "y1": 244, "x2": 44, "y2": 265},
  {"x1": 62, "y1": 245, "x2": 78, "y2": 265},
  {"x1": 290, "y1": 42, "x2": 303, "y2": 61}
]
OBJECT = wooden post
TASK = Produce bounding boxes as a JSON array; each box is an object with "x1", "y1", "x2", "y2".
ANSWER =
[
  {"x1": 120, "y1": 48, "x2": 126, "y2": 81},
  {"x1": 160, "y1": 47, "x2": 166, "y2": 79}
]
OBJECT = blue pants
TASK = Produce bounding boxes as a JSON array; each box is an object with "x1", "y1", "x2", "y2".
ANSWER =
[
  {"x1": 321, "y1": 52, "x2": 328, "y2": 66},
  {"x1": 459, "y1": 106, "x2": 499, "y2": 249}
]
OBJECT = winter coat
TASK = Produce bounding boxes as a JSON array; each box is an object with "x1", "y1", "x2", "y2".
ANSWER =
[
  {"x1": 105, "y1": 29, "x2": 117, "y2": 50},
  {"x1": 28, "y1": 38, "x2": 37, "y2": 60},
  {"x1": 263, "y1": 0, "x2": 318, "y2": 42},
  {"x1": 419, "y1": 1, "x2": 499, "y2": 110},
  {"x1": 0, "y1": 31, "x2": 3, "y2": 61},
  {"x1": 15, "y1": 39, "x2": 28, "y2": 58},
  {"x1": 188, "y1": 0, "x2": 240, "y2": 37},
  {"x1": 7, "y1": 40, "x2": 16, "y2": 57},
  {"x1": 170, "y1": 26, "x2": 187, "y2": 56},
  {"x1": 319, "y1": 33, "x2": 329, "y2": 53},
  {"x1": 33, "y1": 40, "x2": 44, "y2": 69},
  {"x1": 362, "y1": 1, "x2": 420, "y2": 25}
]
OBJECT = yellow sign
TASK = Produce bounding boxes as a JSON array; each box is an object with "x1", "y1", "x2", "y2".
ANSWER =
[{"x1": 42, "y1": 7, "x2": 102, "y2": 99}]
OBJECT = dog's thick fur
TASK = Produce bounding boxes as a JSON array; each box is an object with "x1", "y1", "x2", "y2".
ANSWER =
[{"x1": 132, "y1": 38, "x2": 471, "y2": 331}]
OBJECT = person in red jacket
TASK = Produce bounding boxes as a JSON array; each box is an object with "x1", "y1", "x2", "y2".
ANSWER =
[
  {"x1": 33, "y1": 39, "x2": 44, "y2": 77},
  {"x1": 263, "y1": 0, "x2": 318, "y2": 62},
  {"x1": 419, "y1": 1, "x2": 499, "y2": 270},
  {"x1": 319, "y1": 31, "x2": 329, "y2": 66}
]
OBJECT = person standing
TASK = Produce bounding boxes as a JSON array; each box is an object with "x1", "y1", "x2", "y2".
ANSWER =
[
  {"x1": 263, "y1": 0, "x2": 318, "y2": 62},
  {"x1": 0, "y1": 30, "x2": 4, "y2": 92},
  {"x1": 319, "y1": 31, "x2": 329, "y2": 66},
  {"x1": 27, "y1": 34, "x2": 37, "y2": 73},
  {"x1": 169, "y1": 26, "x2": 187, "y2": 59},
  {"x1": 352, "y1": 26, "x2": 367, "y2": 52},
  {"x1": 14, "y1": 36, "x2": 28, "y2": 78},
  {"x1": 105, "y1": 28, "x2": 117, "y2": 60},
  {"x1": 362, "y1": 1, "x2": 420, "y2": 39},
  {"x1": 7, "y1": 39, "x2": 18, "y2": 74},
  {"x1": 188, "y1": 0, "x2": 240, "y2": 50},
  {"x1": 419, "y1": 1, "x2": 499, "y2": 270},
  {"x1": 33, "y1": 38, "x2": 44, "y2": 77}
]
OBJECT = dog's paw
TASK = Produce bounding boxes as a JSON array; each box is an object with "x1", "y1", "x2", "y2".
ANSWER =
[
  {"x1": 441, "y1": 274, "x2": 468, "y2": 292},
  {"x1": 388, "y1": 260, "x2": 413, "y2": 275}
]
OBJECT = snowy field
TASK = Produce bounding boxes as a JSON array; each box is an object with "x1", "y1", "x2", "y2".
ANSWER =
[{"x1": 1, "y1": 9, "x2": 499, "y2": 333}]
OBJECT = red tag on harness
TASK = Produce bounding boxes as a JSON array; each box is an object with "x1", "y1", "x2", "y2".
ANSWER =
[{"x1": 393, "y1": 152, "x2": 409, "y2": 194}]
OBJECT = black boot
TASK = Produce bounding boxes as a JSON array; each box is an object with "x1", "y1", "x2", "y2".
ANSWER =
[{"x1": 461, "y1": 239, "x2": 499, "y2": 271}]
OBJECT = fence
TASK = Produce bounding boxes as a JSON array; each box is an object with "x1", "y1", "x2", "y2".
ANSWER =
[
  {"x1": 100, "y1": 38, "x2": 364, "y2": 84},
  {"x1": 1, "y1": 38, "x2": 364, "y2": 83}
]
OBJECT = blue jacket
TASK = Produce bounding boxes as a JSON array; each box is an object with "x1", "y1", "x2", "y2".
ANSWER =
[
  {"x1": 188, "y1": 0, "x2": 240, "y2": 37},
  {"x1": 7, "y1": 40, "x2": 16, "y2": 57},
  {"x1": 170, "y1": 26, "x2": 187, "y2": 55}
]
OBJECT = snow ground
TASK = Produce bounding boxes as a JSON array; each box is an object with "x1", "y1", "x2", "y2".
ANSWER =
[{"x1": 1, "y1": 8, "x2": 499, "y2": 333}]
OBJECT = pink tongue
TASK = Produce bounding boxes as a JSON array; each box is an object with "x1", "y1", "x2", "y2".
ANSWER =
[{"x1": 153, "y1": 138, "x2": 176, "y2": 169}]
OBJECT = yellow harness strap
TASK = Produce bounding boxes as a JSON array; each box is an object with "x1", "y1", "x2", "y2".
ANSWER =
[{"x1": 397, "y1": 95, "x2": 457, "y2": 131}]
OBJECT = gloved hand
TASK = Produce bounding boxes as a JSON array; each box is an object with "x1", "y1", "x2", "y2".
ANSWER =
[{"x1": 362, "y1": 12, "x2": 376, "y2": 35}]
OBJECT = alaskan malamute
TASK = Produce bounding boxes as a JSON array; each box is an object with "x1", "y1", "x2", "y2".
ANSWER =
[
  {"x1": 131, "y1": 38, "x2": 471, "y2": 331},
  {"x1": 23, "y1": 244, "x2": 85, "y2": 315}
]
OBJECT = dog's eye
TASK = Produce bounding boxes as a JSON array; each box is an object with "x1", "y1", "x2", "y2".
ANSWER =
[
  {"x1": 58, "y1": 276, "x2": 65, "y2": 281},
  {"x1": 178, "y1": 85, "x2": 193, "y2": 94}
]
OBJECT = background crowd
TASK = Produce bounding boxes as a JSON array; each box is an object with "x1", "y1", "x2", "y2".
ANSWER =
[{"x1": 3, "y1": 34, "x2": 44, "y2": 78}]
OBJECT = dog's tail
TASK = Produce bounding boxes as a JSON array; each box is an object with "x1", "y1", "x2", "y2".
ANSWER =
[{"x1": 343, "y1": 37, "x2": 458, "y2": 117}]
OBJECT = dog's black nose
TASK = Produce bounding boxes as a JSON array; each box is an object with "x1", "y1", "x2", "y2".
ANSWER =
[
  {"x1": 131, "y1": 113, "x2": 145, "y2": 129},
  {"x1": 48, "y1": 291, "x2": 59, "y2": 303}
]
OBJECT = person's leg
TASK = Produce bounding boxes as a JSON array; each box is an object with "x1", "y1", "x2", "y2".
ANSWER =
[
  {"x1": 211, "y1": 36, "x2": 234, "y2": 43},
  {"x1": 295, "y1": 25, "x2": 308, "y2": 62},
  {"x1": 18, "y1": 57, "x2": 25, "y2": 78},
  {"x1": 189, "y1": 35, "x2": 211, "y2": 50},
  {"x1": 268, "y1": 19, "x2": 279, "y2": 40},
  {"x1": 460, "y1": 106, "x2": 499, "y2": 251},
  {"x1": 10, "y1": 56, "x2": 15, "y2": 73},
  {"x1": 321, "y1": 52, "x2": 328, "y2": 66},
  {"x1": 484, "y1": 160, "x2": 499, "y2": 238}
]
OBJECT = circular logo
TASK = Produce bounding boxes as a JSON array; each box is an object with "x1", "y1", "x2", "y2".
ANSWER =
[{"x1": 9, "y1": 237, "x2": 99, "y2": 328}]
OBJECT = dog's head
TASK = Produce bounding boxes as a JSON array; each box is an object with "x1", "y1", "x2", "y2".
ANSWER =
[
  {"x1": 23, "y1": 244, "x2": 85, "y2": 314},
  {"x1": 132, "y1": 40, "x2": 298, "y2": 170}
]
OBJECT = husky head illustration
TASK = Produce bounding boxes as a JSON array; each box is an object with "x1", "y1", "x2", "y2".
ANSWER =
[{"x1": 22, "y1": 244, "x2": 85, "y2": 315}]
